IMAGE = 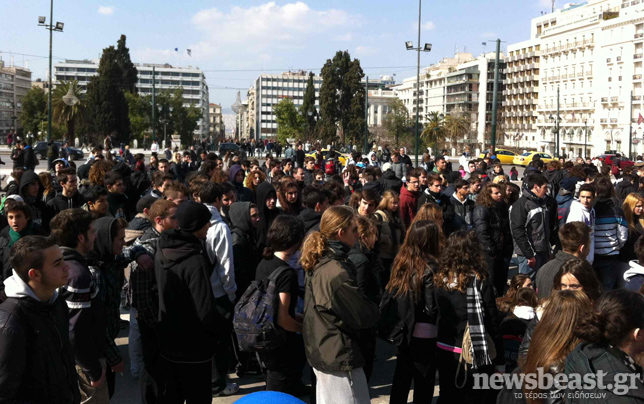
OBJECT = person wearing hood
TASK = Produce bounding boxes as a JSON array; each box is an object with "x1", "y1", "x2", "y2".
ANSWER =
[
  {"x1": 19, "y1": 169, "x2": 50, "y2": 232},
  {"x1": 0, "y1": 236, "x2": 81, "y2": 404},
  {"x1": 155, "y1": 201, "x2": 226, "y2": 403},
  {"x1": 400, "y1": 168, "x2": 422, "y2": 228},
  {"x1": 510, "y1": 173, "x2": 551, "y2": 275},
  {"x1": 255, "y1": 181, "x2": 282, "y2": 252},
  {"x1": 51, "y1": 209, "x2": 108, "y2": 403},
  {"x1": 229, "y1": 164, "x2": 253, "y2": 202},
  {"x1": 556, "y1": 177, "x2": 577, "y2": 226},
  {"x1": 46, "y1": 167, "x2": 85, "y2": 216},
  {"x1": 379, "y1": 163, "x2": 403, "y2": 194},
  {"x1": 444, "y1": 179, "x2": 475, "y2": 235},
  {"x1": 125, "y1": 195, "x2": 156, "y2": 244},
  {"x1": 298, "y1": 186, "x2": 330, "y2": 235},
  {"x1": 104, "y1": 171, "x2": 131, "y2": 220},
  {"x1": 200, "y1": 182, "x2": 240, "y2": 397},
  {"x1": 229, "y1": 202, "x2": 261, "y2": 299}
]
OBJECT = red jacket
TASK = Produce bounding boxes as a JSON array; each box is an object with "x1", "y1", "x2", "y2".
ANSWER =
[{"x1": 399, "y1": 185, "x2": 419, "y2": 228}]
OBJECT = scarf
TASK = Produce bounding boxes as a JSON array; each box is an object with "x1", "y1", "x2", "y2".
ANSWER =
[
  {"x1": 467, "y1": 276, "x2": 492, "y2": 369},
  {"x1": 9, "y1": 222, "x2": 33, "y2": 247}
]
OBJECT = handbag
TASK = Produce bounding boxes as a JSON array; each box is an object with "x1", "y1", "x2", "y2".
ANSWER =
[{"x1": 454, "y1": 322, "x2": 497, "y2": 388}]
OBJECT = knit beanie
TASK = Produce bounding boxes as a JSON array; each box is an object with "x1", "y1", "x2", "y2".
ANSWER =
[{"x1": 176, "y1": 201, "x2": 211, "y2": 233}]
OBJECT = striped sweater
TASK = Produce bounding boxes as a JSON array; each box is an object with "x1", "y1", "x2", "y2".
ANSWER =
[{"x1": 593, "y1": 198, "x2": 628, "y2": 257}]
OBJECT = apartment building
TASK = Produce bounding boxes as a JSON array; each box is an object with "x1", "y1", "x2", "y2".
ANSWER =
[
  {"x1": 54, "y1": 59, "x2": 210, "y2": 139},
  {"x1": 209, "y1": 103, "x2": 224, "y2": 137},
  {"x1": 0, "y1": 61, "x2": 31, "y2": 136}
]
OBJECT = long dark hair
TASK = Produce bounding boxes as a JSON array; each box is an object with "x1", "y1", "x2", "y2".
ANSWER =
[
  {"x1": 497, "y1": 274, "x2": 531, "y2": 313},
  {"x1": 477, "y1": 182, "x2": 502, "y2": 208},
  {"x1": 387, "y1": 220, "x2": 441, "y2": 300},
  {"x1": 277, "y1": 176, "x2": 301, "y2": 215},
  {"x1": 434, "y1": 230, "x2": 487, "y2": 293},
  {"x1": 262, "y1": 215, "x2": 305, "y2": 259},
  {"x1": 552, "y1": 259, "x2": 602, "y2": 302}
]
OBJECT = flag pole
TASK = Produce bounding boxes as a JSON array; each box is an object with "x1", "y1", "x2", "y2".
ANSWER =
[{"x1": 629, "y1": 90, "x2": 633, "y2": 159}]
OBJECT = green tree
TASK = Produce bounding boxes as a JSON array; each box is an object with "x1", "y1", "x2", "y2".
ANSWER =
[
  {"x1": 19, "y1": 86, "x2": 47, "y2": 135},
  {"x1": 443, "y1": 113, "x2": 470, "y2": 149},
  {"x1": 125, "y1": 92, "x2": 150, "y2": 143},
  {"x1": 52, "y1": 80, "x2": 87, "y2": 140},
  {"x1": 166, "y1": 88, "x2": 200, "y2": 147},
  {"x1": 318, "y1": 51, "x2": 365, "y2": 146},
  {"x1": 422, "y1": 111, "x2": 445, "y2": 153},
  {"x1": 382, "y1": 98, "x2": 412, "y2": 146},
  {"x1": 86, "y1": 45, "x2": 130, "y2": 145},
  {"x1": 274, "y1": 98, "x2": 306, "y2": 143},
  {"x1": 116, "y1": 34, "x2": 139, "y2": 94}
]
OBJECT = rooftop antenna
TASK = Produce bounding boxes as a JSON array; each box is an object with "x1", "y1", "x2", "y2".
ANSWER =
[{"x1": 552, "y1": 0, "x2": 555, "y2": 13}]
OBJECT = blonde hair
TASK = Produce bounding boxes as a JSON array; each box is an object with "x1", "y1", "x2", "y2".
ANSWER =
[
  {"x1": 623, "y1": 193, "x2": 644, "y2": 234},
  {"x1": 377, "y1": 190, "x2": 399, "y2": 212},
  {"x1": 493, "y1": 174, "x2": 509, "y2": 184},
  {"x1": 356, "y1": 216, "x2": 378, "y2": 250},
  {"x1": 300, "y1": 206, "x2": 356, "y2": 272}
]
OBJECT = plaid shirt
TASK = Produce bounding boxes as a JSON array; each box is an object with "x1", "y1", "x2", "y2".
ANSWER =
[{"x1": 129, "y1": 227, "x2": 161, "y2": 330}]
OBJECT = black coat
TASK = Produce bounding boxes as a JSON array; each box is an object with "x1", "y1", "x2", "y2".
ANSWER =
[
  {"x1": 229, "y1": 202, "x2": 260, "y2": 296},
  {"x1": 379, "y1": 170, "x2": 402, "y2": 195},
  {"x1": 46, "y1": 190, "x2": 86, "y2": 216},
  {"x1": 444, "y1": 194, "x2": 475, "y2": 235},
  {"x1": 472, "y1": 202, "x2": 512, "y2": 258},
  {"x1": 0, "y1": 295, "x2": 81, "y2": 404}
]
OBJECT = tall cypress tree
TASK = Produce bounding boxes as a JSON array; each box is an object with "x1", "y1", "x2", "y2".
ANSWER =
[
  {"x1": 300, "y1": 72, "x2": 317, "y2": 133},
  {"x1": 116, "y1": 35, "x2": 138, "y2": 94}
]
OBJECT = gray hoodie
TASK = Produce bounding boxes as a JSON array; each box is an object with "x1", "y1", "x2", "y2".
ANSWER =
[{"x1": 4, "y1": 271, "x2": 58, "y2": 303}]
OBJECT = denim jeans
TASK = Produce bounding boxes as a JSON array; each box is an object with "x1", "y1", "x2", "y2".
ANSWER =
[
  {"x1": 593, "y1": 256, "x2": 627, "y2": 291},
  {"x1": 516, "y1": 253, "x2": 549, "y2": 279}
]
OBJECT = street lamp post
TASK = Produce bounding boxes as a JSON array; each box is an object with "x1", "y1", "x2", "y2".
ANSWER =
[
  {"x1": 160, "y1": 117, "x2": 168, "y2": 147},
  {"x1": 38, "y1": 1, "x2": 64, "y2": 143},
  {"x1": 584, "y1": 119, "x2": 588, "y2": 159},
  {"x1": 406, "y1": 0, "x2": 432, "y2": 167}
]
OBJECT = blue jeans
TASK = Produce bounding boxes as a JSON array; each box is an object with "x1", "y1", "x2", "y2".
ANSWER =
[
  {"x1": 593, "y1": 256, "x2": 627, "y2": 291},
  {"x1": 516, "y1": 253, "x2": 548, "y2": 279}
]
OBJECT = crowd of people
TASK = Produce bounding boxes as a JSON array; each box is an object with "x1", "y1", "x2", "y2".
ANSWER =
[{"x1": 1, "y1": 139, "x2": 644, "y2": 404}]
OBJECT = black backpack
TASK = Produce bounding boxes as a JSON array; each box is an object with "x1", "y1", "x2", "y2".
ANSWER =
[
  {"x1": 377, "y1": 287, "x2": 415, "y2": 347},
  {"x1": 233, "y1": 265, "x2": 290, "y2": 352}
]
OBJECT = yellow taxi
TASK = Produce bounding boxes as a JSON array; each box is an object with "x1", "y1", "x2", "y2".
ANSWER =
[
  {"x1": 512, "y1": 151, "x2": 555, "y2": 167},
  {"x1": 305, "y1": 149, "x2": 349, "y2": 166},
  {"x1": 478, "y1": 148, "x2": 519, "y2": 165}
]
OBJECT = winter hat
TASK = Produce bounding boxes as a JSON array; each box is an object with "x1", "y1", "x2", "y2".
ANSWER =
[
  {"x1": 52, "y1": 158, "x2": 69, "y2": 167},
  {"x1": 560, "y1": 177, "x2": 577, "y2": 194},
  {"x1": 382, "y1": 162, "x2": 392, "y2": 172},
  {"x1": 176, "y1": 201, "x2": 211, "y2": 233}
]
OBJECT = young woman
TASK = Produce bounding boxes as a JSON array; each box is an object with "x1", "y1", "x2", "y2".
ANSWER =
[
  {"x1": 255, "y1": 181, "x2": 281, "y2": 252},
  {"x1": 510, "y1": 166, "x2": 519, "y2": 181},
  {"x1": 434, "y1": 230, "x2": 504, "y2": 404},
  {"x1": 301, "y1": 206, "x2": 379, "y2": 404},
  {"x1": 566, "y1": 289, "x2": 644, "y2": 402},
  {"x1": 255, "y1": 215, "x2": 308, "y2": 396},
  {"x1": 276, "y1": 176, "x2": 302, "y2": 216},
  {"x1": 496, "y1": 274, "x2": 533, "y2": 314},
  {"x1": 375, "y1": 190, "x2": 406, "y2": 282},
  {"x1": 244, "y1": 169, "x2": 266, "y2": 196},
  {"x1": 387, "y1": 220, "x2": 441, "y2": 404},
  {"x1": 621, "y1": 192, "x2": 644, "y2": 262},
  {"x1": 347, "y1": 216, "x2": 380, "y2": 381},
  {"x1": 498, "y1": 287, "x2": 538, "y2": 372},
  {"x1": 414, "y1": 203, "x2": 446, "y2": 241},
  {"x1": 473, "y1": 182, "x2": 513, "y2": 296},
  {"x1": 38, "y1": 172, "x2": 55, "y2": 204}
]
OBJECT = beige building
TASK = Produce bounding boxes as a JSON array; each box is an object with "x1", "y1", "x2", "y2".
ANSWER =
[
  {"x1": 209, "y1": 103, "x2": 224, "y2": 137},
  {"x1": 246, "y1": 86, "x2": 256, "y2": 139},
  {"x1": 0, "y1": 61, "x2": 32, "y2": 136}
]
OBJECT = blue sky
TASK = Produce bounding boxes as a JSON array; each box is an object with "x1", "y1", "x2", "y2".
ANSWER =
[{"x1": 1, "y1": 0, "x2": 551, "y2": 110}]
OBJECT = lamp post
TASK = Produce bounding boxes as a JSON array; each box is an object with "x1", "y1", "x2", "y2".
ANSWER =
[
  {"x1": 584, "y1": 119, "x2": 588, "y2": 159},
  {"x1": 160, "y1": 117, "x2": 168, "y2": 147},
  {"x1": 406, "y1": 0, "x2": 432, "y2": 167},
  {"x1": 38, "y1": 1, "x2": 64, "y2": 143},
  {"x1": 434, "y1": 113, "x2": 444, "y2": 160}
]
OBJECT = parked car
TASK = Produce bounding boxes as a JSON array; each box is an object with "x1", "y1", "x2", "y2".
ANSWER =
[
  {"x1": 597, "y1": 154, "x2": 634, "y2": 169},
  {"x1": 479, "y1": 148, "x2": 519, "y2": 164},
  {"x1": 33, "y1": 141, "x2": 84, "y2": 161},
  {"x1": 512, "y1": 151, "x2": 555, "y2": 167},
  {"x1": 219, "y1": 142, "x2": 247, "y2": 159},
  {"x1": 305, "y1": 149, "x2": 349, "y2": 166}
]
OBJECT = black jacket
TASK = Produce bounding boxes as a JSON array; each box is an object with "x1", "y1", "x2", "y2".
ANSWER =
[
  {"x1": 615, "y1": 179, "x2": 638, "y2": 206},
  {"x1": 379, "y1": 170, "x2": 402, "y2": 195},
  {"x1": 19, "y1": 170, "x2": 50, "y2": 232},
  {"x1": 23, "y1": 146, "x2": 36, "y2": 171},
  {"x1": 510, "y1": 189, "x2": 550, "y2": 258},
  {"x1": 472, "y1": 202, "x2": 512, "y2": 258},
  {"x1": 0, "y1": 280, "x2": 80, "y2": 404},
  {"x1": 0, "y1": 224, "x2": 48, "y2": 291},
  {"x1": 417, "y1": 188, "x2": 449, "y2": 212},
  {"x1": 255, "y1": 182, "x2": 281, "y2": 251},
  {"x1": 229, "y1": 202, "x2": 260, "y2": 296},
  {"x1": 46, "y1": 190, "x2": 86, "y2": 215},
  {"x1": 155, "y1": 229, "x2": 225, "y2": 363},
  {"x1": 444, "y1": 194, "x2": 475, "y2": 235},
  {"x1": 229, "y1": 165, "x2": 253, "y2": 202},
  {"x1": 348, "y1": 245, "x2": 381, "y2": 305},
  {"x1": 298, "y1": 208, "x2": 322, "y2": 234}
]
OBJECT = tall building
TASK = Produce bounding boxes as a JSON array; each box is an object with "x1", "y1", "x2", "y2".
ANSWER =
[
  {"x1": 503, "y1": 39, "x2": 541, "y2": 149},
  {"x1": 208, "y1": 103, "x2": 224, "y2": 137},
  {"x1": 0, "y1": 61, "x2": 31, "y2": 137},
  {"x1": 54, "y1": 59, "x2": 210, "y2": 139},
  {"x1": 366, "y1": 88, "x2": 397, "y2": 127},
  {"x1": 252, "y1": 71, "x2": 321, "y2": 139}
]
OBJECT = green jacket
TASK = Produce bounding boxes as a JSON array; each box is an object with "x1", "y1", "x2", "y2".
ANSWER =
[{"x1": 303, "y1": 241, "x2": 379, "y2": 372}]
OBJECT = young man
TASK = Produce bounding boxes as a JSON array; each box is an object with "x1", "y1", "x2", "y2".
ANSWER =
[
  {"x1": 51, "y1": 209, "x2": 108, "y2": 402},
  {"x1": 417, "y1": 172, "x2": 449, "y2": 212},
  {"x1": 357, "y1": 189, "x2": 379, "y2": 217},
  {"x1": 219, "y1": 182, "x2": 237, "y2": 228},
  {"x1": 510, "y1": 173, "x2": 551, "y2": 275},
  {"x1": 592, "y1": 177, "x2": 629, "y2": 291},
  {"x1": 467, "y1": 177, "x2": 482, "y2": 202},
  {"x1": 200, "y1": 183, "x2": 240, "y2": 397},
  {"x1": 535, "y1": 222, "x2": 591, "y2": 298},
  {"x1": 228, "y1": 165, "x2": 253, "y2": 203},
  {"x1": 566, "y1": 183, "x2": 596, "y2": 264},
  {"x1": 155, "y1": 201, "x2": 225, "y2": 403},
  {"x1": 445, "y1": 179, "x2": 475, "y2": 234},
  {"x1": 228, "y1": 202, "x2": 261, "y2": 297},
  {"x1": 129, "y1": 200, "x2": 179, "y2": 402},
  {"x1": 163, "y1": 181, "x2": 189, "y2": 206},
  {"x1": 432, "y1": 156, "x2": 448, "y2": 174},
  {"x1": 294, "y1": 167, "x2": 306, "y2": 190},
  {"x1": 298, "y1": 186, "x2": 331, "y2": 234},
  {"x1": 295, "y1": 143, "x2": 305, "y2": 169},
  {"x1": 0, "y1": 236, "x2": 81, "y2": 404},
  {"x1": 104, "y1": 171, "x2": 129, "y2": 220},
  {"x1": 282, "y1": 158, "x2": 294, "y2": 177},
  {"x1": 47, "y1": 167, "x2": 85, "y2": 215},
  {"x1": 83, "y1": 185, "x2": 110, "y2": 219},
  {"x1": 18, "y1": 170, "x2": 48, "y2": 231},
  {"x1": 400, "y1": 168, "x2": 422, "y2": 228},
  {"x1": 157, "y1": 158, "x2": 171, "y2": 176},
  {"x1": 303, "y1": 156, "x2": 316, "y2": 186},
  {"x1": 147, "y1": 172, "x2": 174, "y2": 199}
]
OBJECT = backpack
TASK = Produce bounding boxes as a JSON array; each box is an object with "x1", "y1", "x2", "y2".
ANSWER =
[
  {"x1": 233, "y1": 265, "x2": 291, "y2": 352},
  {"x1": 325, "y1": 159, "x2": 336, "y2": 175}
]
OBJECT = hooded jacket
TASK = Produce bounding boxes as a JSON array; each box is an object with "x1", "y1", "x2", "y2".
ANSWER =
[
  {"x1": 399, "y1": 184, "x2": 419, "y2": 228},
  {"x1": 445, "y1": 193, "x2": 475, "y2": 234},
  {"x1": 303, "y1": 240, "x2": 380, "y2": 371},
  {"x1": 298, "y1": 208, "x2": 322, "y2": 234},
  {"x1": 46, "y1": 189, "x2": 86, "y2": 215},
  {"x1": 556, "y1": 191, "x2": 575, "y2": 227},
  {"x1": 23, "y1": 145, "x2": 36, "y2": 171},
  {"x1": 106, "y1": 191, "x2": 128, "y2": 220},
  {"x1": 615, "y1": 179, "x2": 638, "y2": 206},
  {"x1": 155, "y1": 229, "x2": 224, "y2": 363},
  {"x1": 362, "y1": 180, "x2": 383, "y2": 195},
  {"x1": 229, "y1": 202, "x2": 260, "y2": 296},
  {"x1": 205, "y1": 204, "x2": 236, "y2": 302},
  {"x1": 379, "y1": 170, "x2": 403, "y2": 194},
  {"x1": 19, "y1": 170, "x2": 49, "y2": 231},
  {"x1": 623, "y1": 260, "x2": 644, "y2": 292},
  {"x1": 0, "y1": 274, "x2": 81, "y2": 404},
  {"x1": 472, "y1": 201, "x2": 512, "y2": 258},
  {"x1": 255, "y1": 181, "x2": 281, "y2": 251},
  {"x1": 58, "y1": 247, "x2": 106, "y2": 382},
  {"x1": 0, "y1": 224, "x2": 48, "y2": 291},
  {"x1": 229, "y1": 165, "x2": 253, "y2": 202},
  {"x1": 510, "y1": 188, "x2": 551, "y2": 258},
  {"x1": 593, "y1": 197, "x2": 628, "y2": 257}
]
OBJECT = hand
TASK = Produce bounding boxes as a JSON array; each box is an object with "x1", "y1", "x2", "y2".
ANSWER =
[
  {"x1": 136, "y1": 254, "x2": 154, "y2": 271},
  {"x1": 111, "y1": 360, "x2": 126, "y2": 374},
  {"x1": 527, "y1": 257, "x2": 536, "y2": 268},
  {"x1": 342, "y1": 171, "x2": 350, "y2": 186},
  {"x1": 90, "y1": 367, "x2": 106, "y2": 388}
]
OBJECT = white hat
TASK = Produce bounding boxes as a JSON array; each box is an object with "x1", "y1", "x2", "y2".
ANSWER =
[{"x1": 382, "y1": 162, "x2": 392, "y2": 171}]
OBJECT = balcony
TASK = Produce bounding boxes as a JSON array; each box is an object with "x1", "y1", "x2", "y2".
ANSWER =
[
  {"x1": 607, "y1": 58, "x2": 612, "y2": 64},
  {"x1": 578, "y1": 72, "x2": 584, "y2": 77},
  {"x1": 633, "y1": 95, "x2": 643, "y2": 102},
  {"x1": 617, "y1": 56, "x2": 622, "y2": 62},
  {"x1": 601, "y1": 97, "x2": 609, "y2": 103},
  {"x1": 636, "y1": 33, "x2": 644, "y2": 39},
  {"x1": 635, "y1": 74, "x2": 643, "y2": 80},
  {"x1": 611, "y1": 118, "x2": 618, "y2": 123},
  {"x1": 635, "y1": 54, "x2": 643, "y2": 59},
  {"x1": 601, "y1": 118, "x2": 608, "y2": 123},
  {"x1": 611, "y1": 96, "x2": 619, "y2": 102},
  {"x1": 586, "y1": 71, "x2": 593, "y2": 77}
]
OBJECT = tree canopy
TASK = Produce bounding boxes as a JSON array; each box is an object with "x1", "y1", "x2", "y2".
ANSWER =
[{"x1": 274, "y1": 98, "x2": 306, "y2": 144}]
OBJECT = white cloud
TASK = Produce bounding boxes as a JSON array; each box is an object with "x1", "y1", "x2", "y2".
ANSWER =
[
  {"x1": 333, "y1": 33, "x2": 353, "y2": 42},
  {"x1": 422, "y1": 21, "x2": 435, "y2": 31},
  {"x1": 355, "y1": 46, "x2": 377, "y2": 56},
  {"x1": 98, "y1": 6, "x2": 114, "y2": 15}
]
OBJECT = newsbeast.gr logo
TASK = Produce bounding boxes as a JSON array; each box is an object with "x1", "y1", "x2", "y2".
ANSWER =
[{"x1": 473, "y1": 368, "x2": 640, "y2": 397}]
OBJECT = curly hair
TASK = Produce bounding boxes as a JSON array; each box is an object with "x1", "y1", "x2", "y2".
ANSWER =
[
  {"x1": 434, "y1": 230, "x2": 487, "y2": 293},
  {"x1": 210, "y1": 168, "x2": 228, "y2": 184},
  {"x1": 244, "y1": 169, "x2": 266, "y2": 193},
  {"x1": 88, "y1": 160, "x2": 114, "y2": 186},
  {"x1": 476, "y1": 182, "x2": 503, "y2": 208},
  {"x1": 277, "y1": 176, "x2": 301, "y2": 215},
  {"x1": 496, "y1": 274, "x2": 531, "y2": 313}
]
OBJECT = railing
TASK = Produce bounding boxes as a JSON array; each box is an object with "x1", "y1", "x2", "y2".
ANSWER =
[
  {"x1": 578, "y1": 72, "x2": 584, "y2": 77},
  {"x1": 611, "y1": 96, "x2": 619, "y2": 102},
  {"x1": 636, "y1": 33, "x2": 644, "y2": 39},
  {"x1": 601, "y1": 118, "x2": 608, "y2": 123},
  {"x1": 635, "y1": 54, "x2": 643, "y2": 59},
  {"x1": 607, "y1": 58, "x2": 612, "y2": 63},
  {"x1": 636, "y1": 74, "x2": 643, "y2": 80},
  {"x1": 617, "y1": 56, "x2": 622, "y2": 62},
  {"x1": 586, "y1": 71, "x2": 593, "y2": 76},
  {"x1": 611, "y1": 118, "x2": 618, "y2": 123},
  {"x1": 633, "y1": 95, "x2": 643, "y2": 101}
]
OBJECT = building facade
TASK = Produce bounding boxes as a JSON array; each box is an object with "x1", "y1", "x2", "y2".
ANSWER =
[
  {"x1": 208, "y1": 103, "x2": 224, "y2": 137},
  {"x1": 252, "y1": 71, "x2": 321, "y2": 140},
  {"x1": 54, "y1": 59, "x2": 210, "y2": 139},
  {"x1": 0, "y1": 61, "x2": 31, "y2": 137}
]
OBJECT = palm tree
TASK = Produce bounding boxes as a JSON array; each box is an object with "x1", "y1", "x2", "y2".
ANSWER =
[
  {"x1": 52, "y1": 80, "x2": 86, "y2": 140},
  {"x1": 422, "y1": 111, "x2": 444, "y2": 155},
  {"x1": 443, "y1": 113, "x2": 471, "y2": 150}
]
